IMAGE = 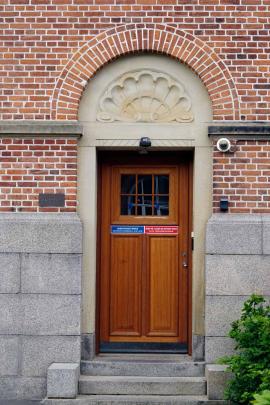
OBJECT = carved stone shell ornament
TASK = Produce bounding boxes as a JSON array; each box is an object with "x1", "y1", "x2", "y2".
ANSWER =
[{"x1": 97, "y1": 70, "x2": 194, "y2": 123}]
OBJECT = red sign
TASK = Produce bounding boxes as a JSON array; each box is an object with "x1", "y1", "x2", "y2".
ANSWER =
[{"x1": 144, "y1": 226, "x2": 179, "y2": 235}]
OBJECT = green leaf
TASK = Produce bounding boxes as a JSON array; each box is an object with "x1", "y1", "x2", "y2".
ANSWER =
[{"x1": 217, "y1": 295, "x2": 270, "y2": 405}]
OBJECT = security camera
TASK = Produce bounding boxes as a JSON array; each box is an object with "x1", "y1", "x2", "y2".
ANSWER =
[
  {"x1": 216, "y1": 137, "x2": 231, "y2": 153},
  {"x1": 139, "y1": 137, "x2": 151, "y2": 148}
]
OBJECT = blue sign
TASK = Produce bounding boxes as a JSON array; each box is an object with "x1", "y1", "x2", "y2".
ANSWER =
[{"x1": 111, "y1": 225, "x2": 145, "y2": 234}]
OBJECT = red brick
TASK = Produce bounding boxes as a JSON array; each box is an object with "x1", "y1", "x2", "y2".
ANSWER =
[{"x1": 0, "y1": 137, "x2": 77, "y2": 213}]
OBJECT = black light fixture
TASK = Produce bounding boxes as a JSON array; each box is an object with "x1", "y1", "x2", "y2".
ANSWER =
[
  {"x1": 220, "y1": 197, "x2": 229, "y2": 212},
  {"x1": 139, "y1": 137, "x2": 151, "y2": 154},
  {"x1": 139, "y1": 137, "x2": 151, "y2": 148}
]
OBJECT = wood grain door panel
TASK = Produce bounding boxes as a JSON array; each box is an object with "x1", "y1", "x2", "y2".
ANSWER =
[
  {"x1": 110, "y1": 235, "x2": 142, "y2": 336},
  {"x1": 145, "y1": 235, "x2": 179, "y2": 337}
]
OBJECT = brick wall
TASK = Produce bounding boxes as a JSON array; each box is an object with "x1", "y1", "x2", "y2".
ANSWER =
[
  {"x1": 2, "y1": 2, "x2": 270, "y2": 213},
  {"x1": 0, "y1": 137, "x2": 77, "y2": 212},
  {"x1": 213, "y1": 139, "x2": 270, "y2": 213},
  {"x1": 3, "y1": 136, "x2": 270, "y2": 214},
  {"x1": 1, "y1": 1, "x2": 270, "y2": 120}
]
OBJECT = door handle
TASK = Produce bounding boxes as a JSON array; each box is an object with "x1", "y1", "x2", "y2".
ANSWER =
[{"x1": 182, "y1": 252, "x2": 188, "y2": 269}]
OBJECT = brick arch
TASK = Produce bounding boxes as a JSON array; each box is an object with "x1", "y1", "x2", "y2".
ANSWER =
[{"x1": 51, "y1": 24, "x2": 239, "y2": 120}]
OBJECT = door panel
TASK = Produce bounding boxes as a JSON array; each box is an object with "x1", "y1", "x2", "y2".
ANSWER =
[
  {"x1": 110, "y1": 235, "x2": 142, "y2": 336},
  {"x1": 98, "y1": 153, "x2": 191, "y2": 353},
  {"x1": 146, "y1": 236, "x2": 179, "y2": 337}
]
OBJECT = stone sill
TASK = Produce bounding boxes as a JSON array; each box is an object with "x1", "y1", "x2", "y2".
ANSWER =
[{"x1": 0, "y1": 121, "x2": 82, "y2": 137}]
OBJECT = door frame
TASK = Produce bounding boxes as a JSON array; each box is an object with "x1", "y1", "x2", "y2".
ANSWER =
[{"x1": 96, "y1": 150, "x2": 193, "y2": 355}]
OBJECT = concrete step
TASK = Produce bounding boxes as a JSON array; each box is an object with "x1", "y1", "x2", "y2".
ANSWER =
[
  {"x1": 81, "y1": 358, "x2": 205, "y2": 377},
  {"x1": 43, "y1": 395, "x2": 228, "y2": 405},
  {"x1": 79, "y1": 376, "x2": 206, "y2": 396}
]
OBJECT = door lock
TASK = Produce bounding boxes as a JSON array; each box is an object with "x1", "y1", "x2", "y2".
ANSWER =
[{"x1": 182, "y1": 252, "x2": 188, "y2": 269}]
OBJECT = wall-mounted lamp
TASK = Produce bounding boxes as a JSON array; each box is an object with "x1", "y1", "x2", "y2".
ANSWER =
[
  {"x1": 139, "y1": 137, "x2": 151, "y2": 148},
  {"x1": 220, "y1": 197, "x2": 229, "y2": 212},
  {"x1": 139, "y1": 137, "x2": 151, "y2": 154}
]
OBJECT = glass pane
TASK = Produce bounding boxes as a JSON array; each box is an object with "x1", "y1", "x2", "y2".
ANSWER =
[
  {"x1": 137, "y1": 195, "x2": 152, "y2": 216},
  {"x1": 121, "y1": 175, "x2": 136, "y2": 194},
  {"x1": 154, "y1": 175, "x2": 169, "y2": 194},
  {"x1": 138, "y1": 175, "x2": 152, "y2": 194},
  {"x1": 154, "y1": 195, "x2": 169, "y2": 216},
  {"x1": 121, "y1": 195, "x2": 136, "y2": 215}
]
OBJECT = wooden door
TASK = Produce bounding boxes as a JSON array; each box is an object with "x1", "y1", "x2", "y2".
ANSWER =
[{"x1": 98, "y1": 153, "x2": 191, "y2": 353}]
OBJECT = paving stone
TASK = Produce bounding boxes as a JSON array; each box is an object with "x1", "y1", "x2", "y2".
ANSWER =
[{"x1": 43, "y1": 396, "x2": 228, "y2": 405}]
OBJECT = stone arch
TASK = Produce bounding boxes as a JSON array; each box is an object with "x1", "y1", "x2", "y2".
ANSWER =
[{"x1": 51, "y1": 24, "x2": 239, "y2": 120}]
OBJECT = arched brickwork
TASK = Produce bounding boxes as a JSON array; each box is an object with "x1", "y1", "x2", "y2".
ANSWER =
[{"x1": 51, "y1": 24, "x2": 240, "y2": 121}]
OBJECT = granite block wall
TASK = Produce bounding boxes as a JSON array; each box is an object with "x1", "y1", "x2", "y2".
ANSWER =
[
  {"x1": 205, "y1": 214, "x2": 270, "y2": 363},
  {"x1": 0, "y1": 213, "x2": 82, "y2": 400}
]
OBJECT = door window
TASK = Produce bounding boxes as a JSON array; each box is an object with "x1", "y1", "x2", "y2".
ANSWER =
[{"x1": 120, "y1": 174, "x2": 169, "y2": 216}]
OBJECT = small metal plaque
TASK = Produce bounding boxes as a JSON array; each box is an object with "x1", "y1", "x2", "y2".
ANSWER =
[
  {"x1": 145, "y1": 226, "x2": 179, "y2": 234},
  {"x1": 111, "y1": 225, "x2": 145, "y2": 234},
  {"x1": 39, "y1": 193, "x2": 65, "y2": 208},
  {"x1": 111, "y1": 225, "x2": 179, "y2": 234}
]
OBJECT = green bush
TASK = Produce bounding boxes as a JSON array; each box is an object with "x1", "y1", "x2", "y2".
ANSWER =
[
  {"x1": 219, "y1": 294, "x2": 270, "y2": 404},
  {"x1": 252, "y1": 390, "x2": 270, "y2": 405}
]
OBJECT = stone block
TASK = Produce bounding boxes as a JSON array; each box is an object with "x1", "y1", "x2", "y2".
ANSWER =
[
  {"x1": 206, "y1": 255, "x2": 270, "y2": 296},
  {"x1": 0, "y1": 295, "x2": 21, "y2": 334},
  {"x1": 262, "y1": 216, "x2": 270, "y2": 254},
  {"x1": 47, "y1": 363, "x2": 79, "y2": 399},
  {"x1": 206, "y1": 364, "x2": 232, "y2": 400},
  {"x1": 0, "y1": 336, "x2": 19, "y2": 376},
  {"x1": 206, "y1": 214, "x2": 262, "y2": 254},
  {"x1": 0, "y1": 377, "x2": 46, "y2": 400},
  {"x1": 21, "y1": 254, "x2": 81, "y2": 294},
  {"x1": 192, "y1": 334, "x2": 205, "y2": 361},
  {"x1": 205, "y1": 337, "x2": 235, "y2": 363},
  {"x1": 205, "y1": 296, "x2": 247, "y2": 337},
  {"x1": 21, "y1": 336, "x2": 81, "y2": 377},
  {"x1": 22, "y1": 295, "x2": 81, "y2": 335},
  {"x1": 0, "y1": 254, "x2": 20, "y2": 293},
  {"x1": 81, "y1": 333, "x2": 95, "y2": 361},
  {"x1": 0, "y1": 214, "x2": 82, "y2": 254}
]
